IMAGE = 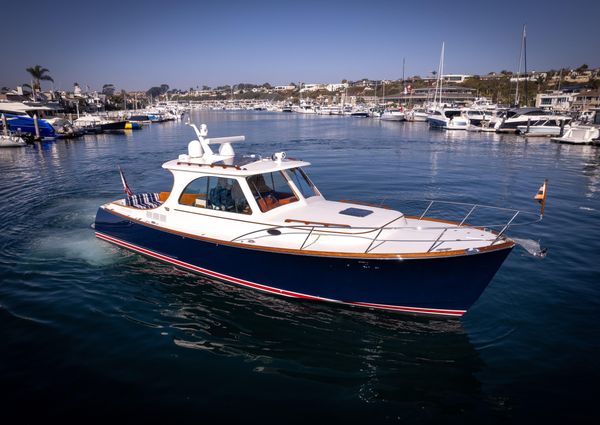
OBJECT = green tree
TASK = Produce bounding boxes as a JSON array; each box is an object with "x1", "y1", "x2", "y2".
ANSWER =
[
  {"x1": 25, "y1": 65, "x2": 54, "y2": 98},
  {"x1": 146, "y1": 86, "x2": 162, "y2": 98},
  {"x1": 102, "y1": 84, "x2": 115, "y2": 96}
]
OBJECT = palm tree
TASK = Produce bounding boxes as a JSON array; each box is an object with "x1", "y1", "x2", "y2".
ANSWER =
[{"x1": 25, "y1": 65, "x2": 54, "y2": 99}]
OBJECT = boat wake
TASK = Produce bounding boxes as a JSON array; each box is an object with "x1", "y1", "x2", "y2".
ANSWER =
[{"x1": 512, "y1": 237, "x2": 547, "y2": 258}]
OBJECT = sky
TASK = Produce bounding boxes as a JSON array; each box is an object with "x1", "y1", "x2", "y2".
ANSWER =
[{"x1": 1, "y1": 0, "x2": 598, "y2": 92}]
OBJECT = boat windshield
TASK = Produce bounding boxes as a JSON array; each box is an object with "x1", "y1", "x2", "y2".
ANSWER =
[
  {"x1": 287, "y1": 167, "x2": 318, "y2": 199},
  {"x1": 247, "y1": 171, "x2": 299, "y2": 212},
  {"x1": 445, "y1": 110, "x2": 462, "y2": 118}
]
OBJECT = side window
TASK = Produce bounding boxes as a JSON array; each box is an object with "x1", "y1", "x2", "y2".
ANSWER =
[
  {"x1": 179, "y1": 176, "x2": 209, "y2": 207},
  {"x1": 179, "y1": 176, "x2": 251, "y2": 215}
]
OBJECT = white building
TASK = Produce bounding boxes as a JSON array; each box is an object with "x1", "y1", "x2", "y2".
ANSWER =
[
  {"x1": 510, "y1": 72, "x2": 547, "y2": 83},
  {"x1": 300, "y1": 83, "x2": 326, "y2": 92},
  {"x1": 326, "y1": 83, "x2": 349, "y2": 92},
  {"x1": 274, "y1": 85, "x2": 295, "y2": 92},
  {"x1": 535, "y1": 91, "x2": 575, "y2": 111},
  {"x1": 442, "y1": 74, "x2": 473, "y2": 83}
]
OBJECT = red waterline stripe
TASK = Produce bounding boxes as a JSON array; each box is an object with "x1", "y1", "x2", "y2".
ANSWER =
[{"x1": 95, "y1": 232, "x2": 465, "y2": 317}]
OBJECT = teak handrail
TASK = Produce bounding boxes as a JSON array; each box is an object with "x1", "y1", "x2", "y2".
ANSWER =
[{"x1": 285, "y1": 218, "x2": 351, "y2": 228}]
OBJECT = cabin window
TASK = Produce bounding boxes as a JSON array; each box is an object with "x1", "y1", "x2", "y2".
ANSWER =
[
  {"x1": 287, "y1": 168, "x2": 318, "y2": 198},
  {"x1": 247, "y1": 171, "x2": 299, "y2": 212},
  {"x1": 178, "y1": 176, "x2": 252, "y2": 214},
  {"x1": 445, "y1": 110, "x2": 462, "y2": 118}
]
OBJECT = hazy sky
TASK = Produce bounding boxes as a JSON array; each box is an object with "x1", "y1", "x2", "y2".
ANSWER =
[{"x1": 1, "y1": 0, "x2": 598, "y2": 91}]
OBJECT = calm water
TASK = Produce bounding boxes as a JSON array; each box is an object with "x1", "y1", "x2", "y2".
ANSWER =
[{"x1": 1, "y1": 111, "x2": 598, "y2": 423}]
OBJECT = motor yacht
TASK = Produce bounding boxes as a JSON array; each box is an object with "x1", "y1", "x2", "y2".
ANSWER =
[
  {"x1": 427, "y1": 107, "x2": 469, "y2": 130},
  {"x1": 380, "y1": 109, "x2": 406, "y2": 121},
  {"x1": 0, "y1": 134, "x2": 28, "y2": 147},
  {"x1": 517, "y1": 117, "x2": 572, "y2": 137},
  {"x1": 551, "y1": 125, "x2": 600, "y2": 144},
  {"x1": 94, "y1": 124, "x2": 542, "y2": 317},
  {"x1": 495, "y1": 107, "x2": 572, "y2": 133}
]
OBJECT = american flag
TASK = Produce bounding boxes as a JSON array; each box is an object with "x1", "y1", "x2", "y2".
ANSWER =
[{"x1": 118, "y1": 166, "x2": 133, "y2": 197}]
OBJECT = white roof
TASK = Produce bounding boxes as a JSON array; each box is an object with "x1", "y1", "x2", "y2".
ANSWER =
[
  {"x1": 162, "y1": 156, "x2": 311, "y2": 177},
  {"x1": 0, "y1": 101, "x2": 59, "y2": 114}
]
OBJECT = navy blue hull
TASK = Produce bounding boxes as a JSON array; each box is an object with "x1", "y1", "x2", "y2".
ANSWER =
[
  {"x1": 94, "y1": 208, "x2": 513, "y2": 316},
  {"x1": 4, "y1": 114, "x2": 55, "y2": 139}
]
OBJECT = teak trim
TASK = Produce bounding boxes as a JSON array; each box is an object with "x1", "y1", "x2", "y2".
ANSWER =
[{"x1": 284, "y1": 218, "x2": 351, "y2": 228}]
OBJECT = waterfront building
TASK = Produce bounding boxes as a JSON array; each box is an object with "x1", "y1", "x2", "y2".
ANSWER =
[
  {"x1": 300, "y1": 83, "x2": 326, "y2": 92},
  {"x1": 535, "y1": 91, "x2": 576, "y2": 111},
  {"x1": 326, "y1": 83, "x2": 348, "y2": 92},
  {"x1": 390, "y1": 86, "x2": 476, "y2": 105},
  {"x1": 571, "y1": 89, "x2": 600, "y2": 111},
  {"x1": 510, "y1": 72, "x2": 547, "y2": 83},
  {"x1": 442, "y1": 74, "x2": 473, "y2": 83}
]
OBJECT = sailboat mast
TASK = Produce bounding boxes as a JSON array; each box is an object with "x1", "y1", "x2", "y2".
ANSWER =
[
  {"x1": 515, "y1": 24, "x2": 525, "y2": 106},
  {"x1": 433, "y1": 43, "x2": 444, "y2": 107},
  {"x1": 523, "y1": 25, "x2": 528, "y2": 107},
  {"x1": 439, "y1": 42, "x2": 445, "y2": 107}
]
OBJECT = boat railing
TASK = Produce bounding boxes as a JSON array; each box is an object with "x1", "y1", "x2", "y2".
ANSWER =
[{"x1": 230, "y1": 199, "x2": 543, "y2": 253}]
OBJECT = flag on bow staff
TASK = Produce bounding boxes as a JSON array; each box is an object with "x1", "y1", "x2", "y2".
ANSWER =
[
  {"x1": 118, "y1": 166, "x2": 133, "y2": 197},
  {"x1": 534, "y1": 179, "x2": 548, "y2": 217}
]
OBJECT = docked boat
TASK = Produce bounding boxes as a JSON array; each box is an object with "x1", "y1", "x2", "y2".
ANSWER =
[
  {"x1": 550, "y1": 125, "x2": 600, "y2": 144},
  {"x1": 517, "y1": 118, "x2": 572, "y2": 137},
  {"x1": 93, "y1": 123, "x2": 545, "y2": 317},
  {"x1": 426, "y1": 44, "x2": 468, "y2": 130},
  {"x1": 350, "y1": 108, "x2": 370, "y2": 118},
  {"x1": 380, "y1": 109, "x2": 406, "y2": 121},
  {"x1": 462, "y1": 108, "x2": 498, "y2": 128},
  {"x1": 0, "y1": 113, "x2": 55, "y2": 139},
  {"x1": 495, "y1": 108, "x2": 572, "y2": 133},
  {"x1": 295, "y1": 105, "x2": 317, "y2": 114},
  {"x1": 0, "y1": 134, "x2": 28, "y2": 147},
  {"x1": 74, "y1": 115, "x2": 139, "y2": 132},
  {"x1": 405, "y1": 108, "x2": 428, "y2": 122},
  {"x1": 44, "y1": 118, "x2": 85, "y2": 139},
  {"x1": 427, "y1": 107, "x2": 469, "y2": 130}
]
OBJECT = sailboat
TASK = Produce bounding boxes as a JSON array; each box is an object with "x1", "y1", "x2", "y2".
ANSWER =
[{"x1": 426, "y1": 43, "x2": 469, "y2": 130}]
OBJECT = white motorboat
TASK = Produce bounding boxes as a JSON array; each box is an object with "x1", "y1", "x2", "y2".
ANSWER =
[
  {"x1": 0, "y1": 134, "x2": 27, "y2": 147},
  {"x1": 551, "y1": 126, "x2": 600, "y2": 144},
  {"x1": 496, "y1": 108, "x2": 572, "y2": 133},
  {"x1": 517, "y1": 118, "x2": 571, "y2": 137},
  {"x1": 405, "y1": 108, "x2": 428, "y2": 122},
  {"x1": 380, "y1": 109, "x2": 406, "y2": 121},
  {"x1": 427, "y1": 107, "x2": 469, "y2": 130}
]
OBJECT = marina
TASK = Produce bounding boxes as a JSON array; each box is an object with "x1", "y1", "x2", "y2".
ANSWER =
[{"x1": 1, "y1": 110, "x2": 599, "y2": 422}]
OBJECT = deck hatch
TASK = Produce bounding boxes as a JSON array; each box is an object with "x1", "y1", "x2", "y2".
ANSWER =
[{"x1": 339, "y1": 207, "x2": 373, "y2": 217}]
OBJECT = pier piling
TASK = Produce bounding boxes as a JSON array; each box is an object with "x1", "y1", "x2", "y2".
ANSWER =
[
  {"x1": 33, "y1": 114, "x2": 41, "y2": 141},
  {"x1": 1, "y1": 114, "x2": 8, "y2": 136}
]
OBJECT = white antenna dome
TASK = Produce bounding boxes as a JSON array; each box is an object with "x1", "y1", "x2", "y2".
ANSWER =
[
  {"x1": 188, "y1": 140, "x2": 203, "y2": 157},
  {"x1": 219, "y1": 143, "x2": 235, "y2": 157}
]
